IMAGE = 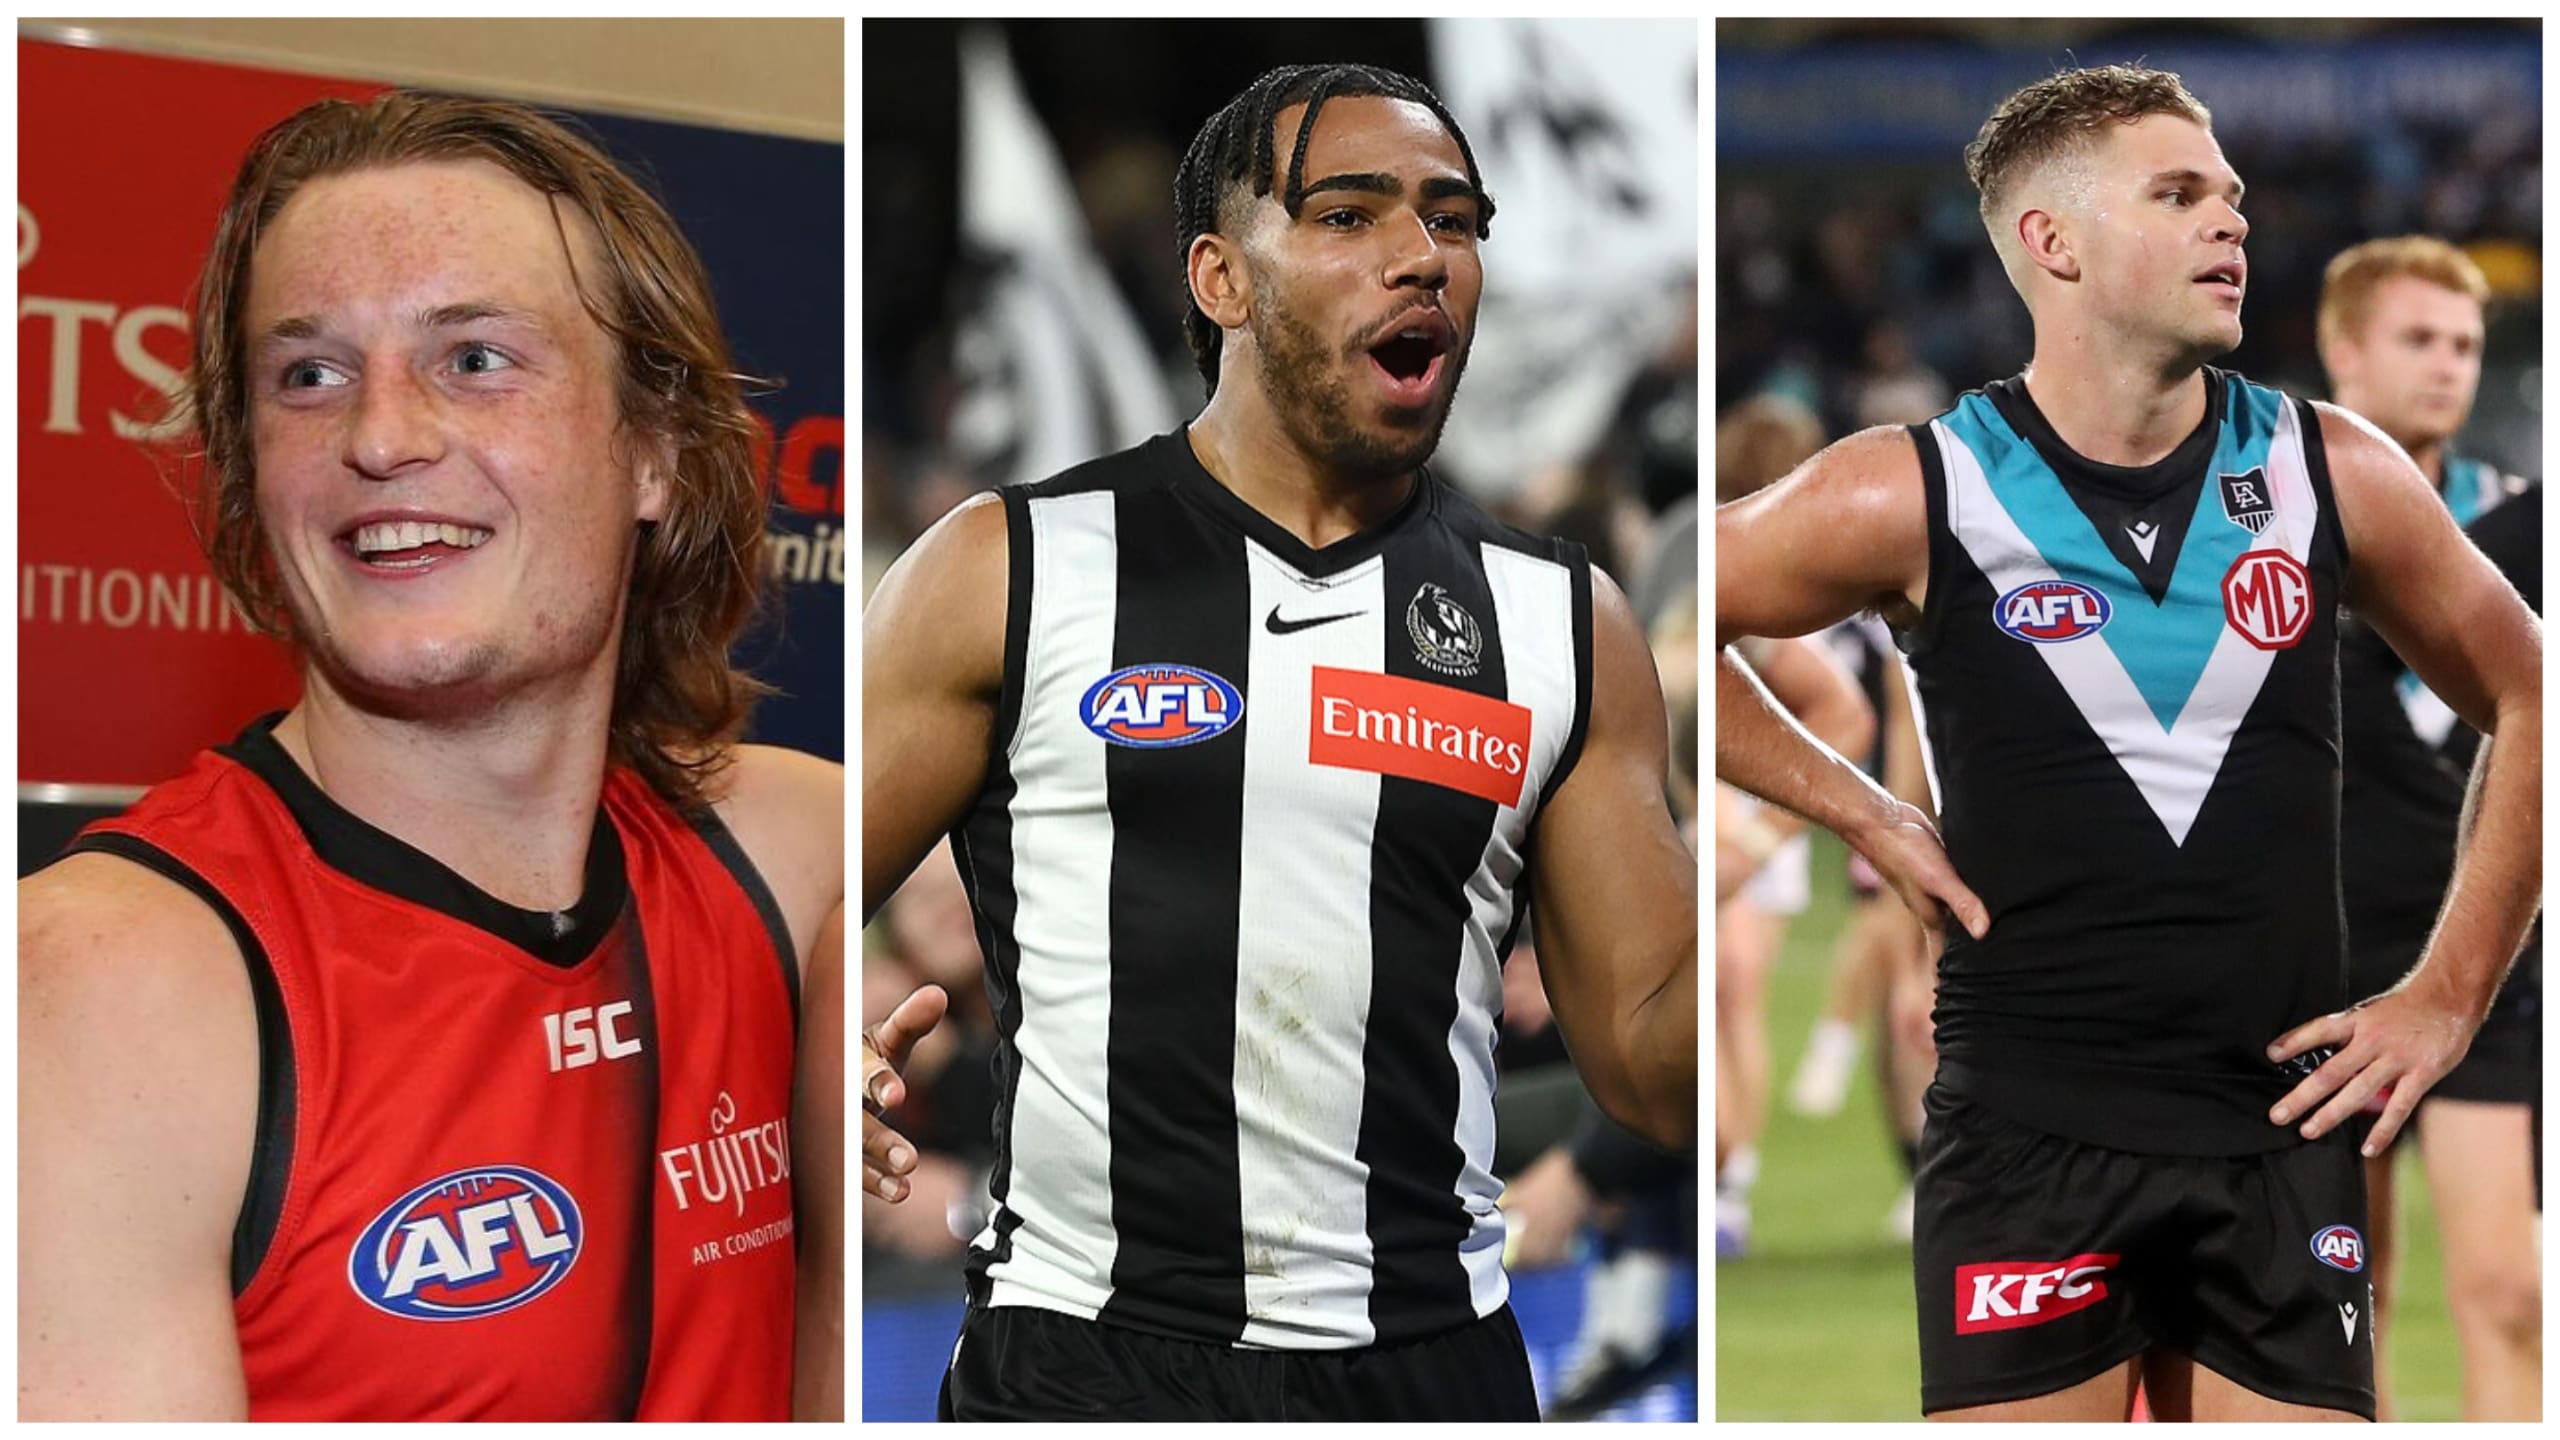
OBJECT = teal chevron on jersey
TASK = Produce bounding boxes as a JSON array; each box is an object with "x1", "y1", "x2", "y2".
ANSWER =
[{"x1": 1941, "y1": 376, "x2": 2281, "y2": 730}]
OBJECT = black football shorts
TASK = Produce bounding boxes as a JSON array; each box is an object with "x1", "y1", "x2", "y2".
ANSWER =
[
  {"x1": 937, "y1": 1300, "x2": 1541, "y2": 1421},
  {"x1": 1913, "y1": 1085, "x2": 2375, "y2": 1418}
]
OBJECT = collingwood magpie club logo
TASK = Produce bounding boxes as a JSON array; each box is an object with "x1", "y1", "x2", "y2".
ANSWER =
[
  {"x1": 1406, "y1": 583, "x2": 1482, "y2": 676},
  {"x1": 2220, "y1": 468, "x2": 2274, "y2": 535}
]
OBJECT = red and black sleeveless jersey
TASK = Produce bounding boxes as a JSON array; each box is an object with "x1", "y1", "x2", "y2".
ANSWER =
[{"x1": 67, "y1": 716, "x2": 800, "y2": 1420}]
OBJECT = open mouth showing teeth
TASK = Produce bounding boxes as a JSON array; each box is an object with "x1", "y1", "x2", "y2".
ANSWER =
[{"x1": 346, "y1": 520, "x2": 494, "y2": 569}]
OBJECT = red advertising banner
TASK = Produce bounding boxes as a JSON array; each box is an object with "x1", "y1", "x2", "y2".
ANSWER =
[
  {"x1": 19, "y1": 40, "x2": 383, "y2": 786},
  {"x1": 19, "y1": 36, "x2": 847, "y2": 789}
]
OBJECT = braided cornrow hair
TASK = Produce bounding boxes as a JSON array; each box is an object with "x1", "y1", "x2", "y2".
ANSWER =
[{"x1": 1173, "y1": 63, "x2": 1494, "y2": 394}]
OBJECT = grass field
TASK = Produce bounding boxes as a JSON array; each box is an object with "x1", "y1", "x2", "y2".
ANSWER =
[{"x1": 1714, "y1": 829, "x2": 2467, "y2": 1421}]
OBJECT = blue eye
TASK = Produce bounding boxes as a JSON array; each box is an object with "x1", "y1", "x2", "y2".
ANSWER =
[
  {"x1": 281, "y1": 360, "x2": 346, "y2": 389},
  {"x1": 454, "y1": 342, "x2": 515, "y2": 375}
]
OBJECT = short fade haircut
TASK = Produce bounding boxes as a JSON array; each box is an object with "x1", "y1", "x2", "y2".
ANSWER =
[
  {"x1": 1964, "y1": 64, "x2": 2213, "y2": 281},
  {"x1": 1172, "y1": 62, "x2": 1493, "y2": 394},
  {"x1": 2317, "y1": 235, "x2": 2490, "y2": 354},
  {"x1": 180, "y1": 92, "x2": 772, "y2": 811}
]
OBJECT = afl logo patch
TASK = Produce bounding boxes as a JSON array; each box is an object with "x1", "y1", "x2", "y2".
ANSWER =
[
  {"x1": 1995, "y1": 580, "x2": 2111, "y2": 644},
  {"x1": 349, "y1": 1165, "x2": 582, "y2": 1321},
  {"x1": 2310, "y1": 1224, "x2": 2366, "y2": 1273},
  {"x1": 1080, "y1": 664, "x2": 1243, "y2": 748}
]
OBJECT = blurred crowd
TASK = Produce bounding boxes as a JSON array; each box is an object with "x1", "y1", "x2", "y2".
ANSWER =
[{"x1": 1718, "y1": 73, "x2": 2541, "y2": 449}]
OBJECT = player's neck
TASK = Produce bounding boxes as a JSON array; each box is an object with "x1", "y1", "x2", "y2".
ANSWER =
[
  {"x1": 1187, "y1": 386, "x2": 1417, "y2": 550},
  {"x1": 2020, "y1": 347, "x2": 2209, "y2": 469},
  {"x1": 274, "y1": 671, "x2": 619, "y2": 912}
]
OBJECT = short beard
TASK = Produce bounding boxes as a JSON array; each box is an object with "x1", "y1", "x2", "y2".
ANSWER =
[{"x1": 1248, "y1": 277, "x2": 1465, "y2": 483}]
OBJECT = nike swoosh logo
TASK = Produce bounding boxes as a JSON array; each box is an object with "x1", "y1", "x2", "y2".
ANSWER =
[{"x1": 1265, "y1": 606, "x2": 1366, "y2": 636}]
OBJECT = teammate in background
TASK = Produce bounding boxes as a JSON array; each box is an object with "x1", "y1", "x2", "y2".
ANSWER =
[
  {"x1": 862, "y1": 63, "x2": 1696, "y2": 1420},
  {"x1": 1717, "y1": 66, "x2": 2540, "y2": 1421},
  {"x1": 19, "y1": 96, "x2": 843, "y2": 1421},
  {"x1": 2319, "y1": 236, "x2": 2539, "y2": 1421},
  {"x1": 1713, "y1": 634, "x2": 1870, "y2": 1258}
]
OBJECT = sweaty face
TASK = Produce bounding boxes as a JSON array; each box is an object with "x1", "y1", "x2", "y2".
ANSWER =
[
  {"x1": 2067, "y1": 115, "x2": 2249, "y2": 362},
  {"x1": 243, "y1": 159, "x2": 662, "y2": 717},
  {"x1": 1237, "y1": 95, "x2": 1484, "y2": 479},
  {"x1": 2327, "y1": 273, "x2": 2485, "y2": 450}
]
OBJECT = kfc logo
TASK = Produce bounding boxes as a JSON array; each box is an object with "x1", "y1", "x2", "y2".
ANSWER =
[{"x1": 1954, "y1": 1253, "x2": 2120, "y2": 1335}]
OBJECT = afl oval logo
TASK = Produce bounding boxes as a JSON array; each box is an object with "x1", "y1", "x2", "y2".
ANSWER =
[
  {"x1": 1995, "y1": 580, "x2": 2112, "y2": 644},
  {"x1": 349, "y1": 1165, "x2": 582, "y2": 1321},
  {"x1": 2310, "y1": 1224, "x2": 2365, "y2": 1273},
  {"x1": 1080, "y1": 664, "x2": 1244, "y2": 748}
]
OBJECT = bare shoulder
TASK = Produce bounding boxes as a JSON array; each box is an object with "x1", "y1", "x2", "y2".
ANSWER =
[
  {"x1": 2310, "y1": 399, "x2": 2416, "y2": 481},
  {"x1": 22, "y1": 851, "x2": 252, "y2": 1016},
  {"x1": 21, "y1": 851, "x2": 255, "y2": 1417},
  {"x1": 705, "y1": 745, "x2": 845, "y2": 967},
  {"x1": 866, "y1": 492, "x2": 1009, "y2": 685},
  {"x1": 1716, "y1": 424, "x2": 1930, "y2": 638},
  {"x1": 2308, "y1": 399, "x2": 2442, "y2": 544}
]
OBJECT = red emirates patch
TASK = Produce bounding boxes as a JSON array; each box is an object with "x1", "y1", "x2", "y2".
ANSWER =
[{"x1": 1307, "y1": 666, "x2": 1531, "y2": 807}]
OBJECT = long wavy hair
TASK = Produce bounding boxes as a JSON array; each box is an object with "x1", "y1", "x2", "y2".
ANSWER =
[{"x1": 180, "y1": 92, "x2": 772, "y2": 809}]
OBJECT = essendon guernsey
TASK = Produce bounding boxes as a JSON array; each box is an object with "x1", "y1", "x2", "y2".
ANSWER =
[
  {"x1": 65, "y1": 717, "x2": 800, "y2": 1420},
  {"x1": 954, "y1": 429, "x2": 1595, "y2": 1350}
]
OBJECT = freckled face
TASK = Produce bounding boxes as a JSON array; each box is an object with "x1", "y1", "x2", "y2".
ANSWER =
[{"x1": 243, "y1": 159, "x2": 660, "y2": 714}]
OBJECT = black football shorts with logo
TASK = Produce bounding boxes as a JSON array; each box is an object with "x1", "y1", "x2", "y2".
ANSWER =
[
  {"x1": 938, "y1": 1300, "x2": 1541, "y2": 1421},
  {"x1": 1913, "y1": 1085, "x2": 2375, "y2": 1418}
]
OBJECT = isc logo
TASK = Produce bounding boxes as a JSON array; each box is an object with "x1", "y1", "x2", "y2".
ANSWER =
[
  {"x1": 1953, "y1": 1252, "x2": 2120, "y2": 1334},
  {"x1": 349, "y1": 1166, "x2": 582, "y2": 1320},
  {"x1": 2310, "y1": 1224, "x2": 2366, "y2": 1273},
  {"x1": 543, "y1": 1001, "x2": 642, "y2": 1073},
  {"x1": 2224, "y1": 550, "x2": 2311, "y2": 650},
  {"x1": 1080, "y1": 664, "x2": 1244, "y2": 748},
  {"x1": 1995, "y1": 580, "x2": 2111, "y2": 644}
]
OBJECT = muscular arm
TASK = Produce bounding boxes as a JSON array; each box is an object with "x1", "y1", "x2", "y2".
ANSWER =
[
  {"x1": 791, "y1": 905, "x2": 844, "y2": 1421},
  {"x1": 861, "y1": 494, "x2": 1008, "y2": 921},
  {"x1": 2267, "y1": 407, "x2": 2542, "y2": 1152},
  {"x1": 1527, "y1": 571, "x2": 1698, "y2": 1151},
  {"x1": 20, "y1": 856, "x2": 255, "y2": 1420},
  {"x1": 1715, "y1": 427, "x2": 1986, "y2": 938},
  {"x1": 1744, "y1": 634, "x2": 1875, "y2": 781}
]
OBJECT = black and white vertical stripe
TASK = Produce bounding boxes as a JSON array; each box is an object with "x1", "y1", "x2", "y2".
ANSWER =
[{"x1": 961, "y1": 456, "x2": 1587, "y2": 1350}]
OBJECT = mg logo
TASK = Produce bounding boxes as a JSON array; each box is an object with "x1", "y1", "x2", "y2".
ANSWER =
[{"x1": 2223, "y1": 550, "x2": 2311, "y2": 650}]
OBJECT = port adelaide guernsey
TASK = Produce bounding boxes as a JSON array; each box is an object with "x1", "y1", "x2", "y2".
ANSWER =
[
  {"x1": 1903, "y1": 369, "x2": 2347, "y2": 1156},
  {"x1": 955, "y1": 429, "x2": 1595, "y2": 1349}
]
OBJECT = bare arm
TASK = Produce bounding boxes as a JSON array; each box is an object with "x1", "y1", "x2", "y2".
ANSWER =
[
  {"x1": 1527, "y1": 570, "x2": 1697, "y2": 1150},
  {"x1": 20, "y1": 856, "x2": 256, "y2": 1420},
  {"x1": 2267, "y1": 405, "x2": 2542, "y2": 1153},
  {"x1": 1715, "y1": 428, "x2": 1986, "y2": 940},
  {"x1": 711, "y1": 744, "x2": 845, "y2": 984},
  {"x1": 1744, "y1": 634, "x2": 1876, "y2": 789},
  {"x1": 791, "y1": 905, "x2": 844, "y2": 1421},
  {"x1": 860, "y1": 494, "x2": 1008, "y2": 922},
  {"x1": 858, "y1": 495, "x2": 1007, "y2": 1201}
]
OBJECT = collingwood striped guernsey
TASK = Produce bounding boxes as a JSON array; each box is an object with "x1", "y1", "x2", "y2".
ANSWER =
[{"x1": 952, "y1": 428, "x2": 1593, "y2": 1350}]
